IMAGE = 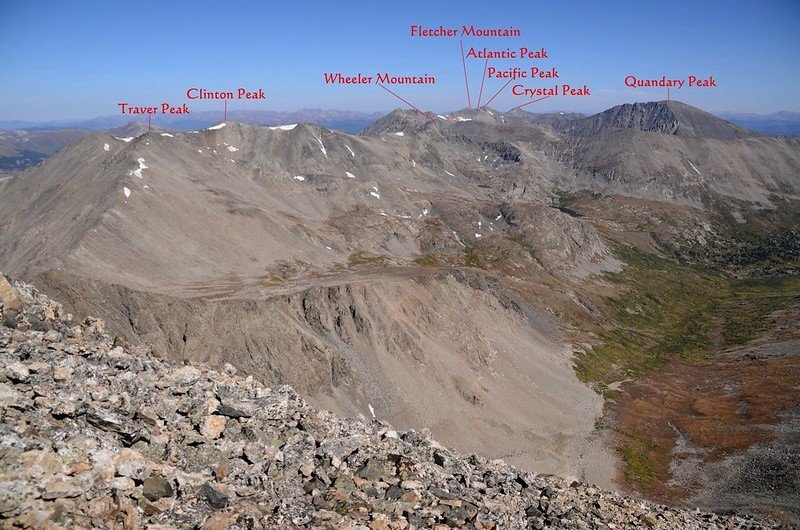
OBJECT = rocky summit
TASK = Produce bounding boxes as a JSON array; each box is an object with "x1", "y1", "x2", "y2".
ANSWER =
[{"x1": 0, "y1": 272, "x2": 785, "y2": 529}]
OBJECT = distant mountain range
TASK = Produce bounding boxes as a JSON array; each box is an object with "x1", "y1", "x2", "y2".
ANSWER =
[
  {"x1": 2, "y1": 104, "x2": 799, "y2": 174},
  {"x1": 0, "y1": 109, "x2": 385, "y2": 134},
  {"x1": 3, "y1": 108, "x2": 799, "y2": 136},
  {"x1": 718, "y1": 111, "x2": 800, "y2": 136}
]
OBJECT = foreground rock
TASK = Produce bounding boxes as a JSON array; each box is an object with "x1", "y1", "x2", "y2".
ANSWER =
[{"x1": 0, "y1": 273, "x2": 785, "y2": 529}]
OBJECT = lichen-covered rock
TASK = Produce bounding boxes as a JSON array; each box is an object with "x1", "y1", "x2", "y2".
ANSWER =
[{"x1": 0, "y1": 273, "x2": 786, "y2": 529}]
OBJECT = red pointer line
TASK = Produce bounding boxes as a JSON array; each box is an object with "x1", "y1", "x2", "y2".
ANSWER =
[
  {"x1": 460, "y1": 40, "x2": 471, "y2": 108},
  {"x1": 377, "y1": 84, "x2": 434, "y2": 120},
  {"x1": 476, "y1": 58, "x2": 488, "y2": 108},
  {"x1": 512, "y1": 95, "x2": 551, "y2": 111},
  {"x1": 482, "y1": 78, "x2": 513, "y2": 108}
]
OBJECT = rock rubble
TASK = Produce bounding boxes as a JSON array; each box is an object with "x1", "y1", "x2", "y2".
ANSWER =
[{"x1": 0, "y1": 273, "x2": 786, "y2": 529}]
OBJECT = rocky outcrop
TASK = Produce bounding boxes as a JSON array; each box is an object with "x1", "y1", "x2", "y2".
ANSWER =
[
  {"x1": 560, "y1": 101, "x2": 753, "y2": 140},
  {"x1": 0, "y1": 273, "x2": 784, "y2": 529}
]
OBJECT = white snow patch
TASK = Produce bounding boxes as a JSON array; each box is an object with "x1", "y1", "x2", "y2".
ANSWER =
[
  {"x1": 411, "y1": 160, "x2": 416, "y2": 168},
  {"x1": 115, "y1": 136, "x2": 134, "y2": 142},
  {"x1": 129, "y1": 158, "x2": 148, "y2": 178},
  {"x1": 160, "y1": 133, "x2": 173, "y2": 137},
  {"x1": 475, "y1": 233, "x2": 482, "y2": 238},
  {"x1": 143, "y1": 185, "x2": 149, "y2": 189},
  {"x1": 456, "y1": 117, "x2": 473, "y2": 122},
  {"x1": 445, "y1": 170, "x2": 455, "y2": 176},
  {"x1": 293, "y1": 175, "x2": 306, "y2": 181},
  {"x1": 227, "y1": 145, "x2": 239, "y2": 152},
  {"x1": 422, "y1": 209, "x2": 429, "y2": 215},
  {"x1": 198, "y1": 149, "x2": 203, "y2": 153},
  {"x1": 370, "y1": 191, "x2": 380, "y2": 199},
  {"x1": 314, "y1": 135, "x2": 327, "y2": 157},
  {"x1": 345, "y1": 144, "x2": 355, "y2": 157},
  {"x1": 123, "y1": 187, "x2": 131, "y2": 198},
  {"x1": 379, "y1": 210, "x2": 387, "y2": 217},
  {"x1": 207, "y1": 123, "x2": 226, "y2": 130},
  {"x1": 688, "y1": 161, "x2": 701, "y2": 175},
  {"x1": 368, "y1": 404, "x2": 375, "y2": 418},
  {"x1": 103, "y1": 143, "x2": 110, "y2": 151},
  {"x1": 345, "y1": 171, "x2": 356, "y2": 179},
  {"x1": 437, "y1": 114, "x2": 447, "y2": 120},
  {"x1": 268, "y1": 124, "x2": 298, "y2": 131},
  {"x1": 495, "y1": 214, "x2": 502, "y2": 220},
  {"x1": 394, "y1": 131, "x2": 404, "y2": 136}
]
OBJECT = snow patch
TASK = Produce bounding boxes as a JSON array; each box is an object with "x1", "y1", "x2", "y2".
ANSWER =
[
  {"x1": 345, "y1": 171, "x2": 356, "y2": 179},
  {"x1": 103, "y1": 143, "x2": 110, "y2": 151},
  {"x1": 370, "y1": 191, "x2": 380, "y2": 199},
  {"x1": 123, "y1": 187, "x2": 131, "y2": 198},
  {"x1": 160, "y1": 133, "x2": 174, "y2": 137},
  {"x1": 422, "y1": 209, "x2": 429, "y2": 215},
  {"x1": 345, "y1": 145, "x2": 355, "y2": 157},
  {"x1": 227, "y1": 145, "x2": 239, "y2": 152},
  {"x1": 456, "y1": 117, "x2": 473, "y2": 122},
  {"x1": 314, "y1": 135, "x2": 327, "y2": 157},
  {"x1": 114, "y1": 136, "x2": 134, "y2": 143},
  {"x1": 129, "y1": 158, "x2": 148, "y2": 179},
  {"x1": 394, "y1": 131, "x2": 404, "y2": 136},
  {"x1": 437, "y1": 114, "x2": 447, "y2": 120},
  {"x1": 475, "y1": 233, "x2": 482, "y2": 238},
  {"x1": 207, "y1": 123, "x2": 226, "y2": 130},
  {"x1": 688, "y1": 161, "x2": 701, "y2": 175},
  {"x1": 293, "y1": 176, "x2": 306, "y2": 181},
  {"x1": 445, "y1": 170, "x2": 455, "y2": 176},
  {"x1": 268, "y1": 124, "x2": 298, "y2": 131}
]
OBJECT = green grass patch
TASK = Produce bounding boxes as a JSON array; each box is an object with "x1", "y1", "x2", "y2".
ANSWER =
[
  {"x1": 413, "y1": 254, "x2": 440, "y2": 267},
  {"x1": 617, "y1": 445, "x2": 657, "y2": 485},
  {"x1": 575, "y1": 245, "x2": 799, "y2": 385},
  {"x1": 347, "y1": 251, "x2": 389, "y2": 266},
  {"x1": 463, "y1": 245, "x2": 483, "y2": 268}
]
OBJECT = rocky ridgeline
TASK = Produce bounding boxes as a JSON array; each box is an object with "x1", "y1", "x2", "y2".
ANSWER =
[{"x1": 0, "y1": 274, "x2": 784, "y2": 529}]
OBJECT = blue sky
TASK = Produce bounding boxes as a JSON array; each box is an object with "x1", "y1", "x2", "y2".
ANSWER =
[{"x1": 1, "y1": 0, "x2": 798, "y2": 120}]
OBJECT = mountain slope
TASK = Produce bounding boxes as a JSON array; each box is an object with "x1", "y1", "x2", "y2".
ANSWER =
[{"x1": 0, "y1": 273, "x2": 781, "y2": 529}]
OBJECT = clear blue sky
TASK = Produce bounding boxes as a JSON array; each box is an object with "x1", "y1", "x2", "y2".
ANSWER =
[{"x1": 1, "y1": 0, "x2": 798, "y2": 120}]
